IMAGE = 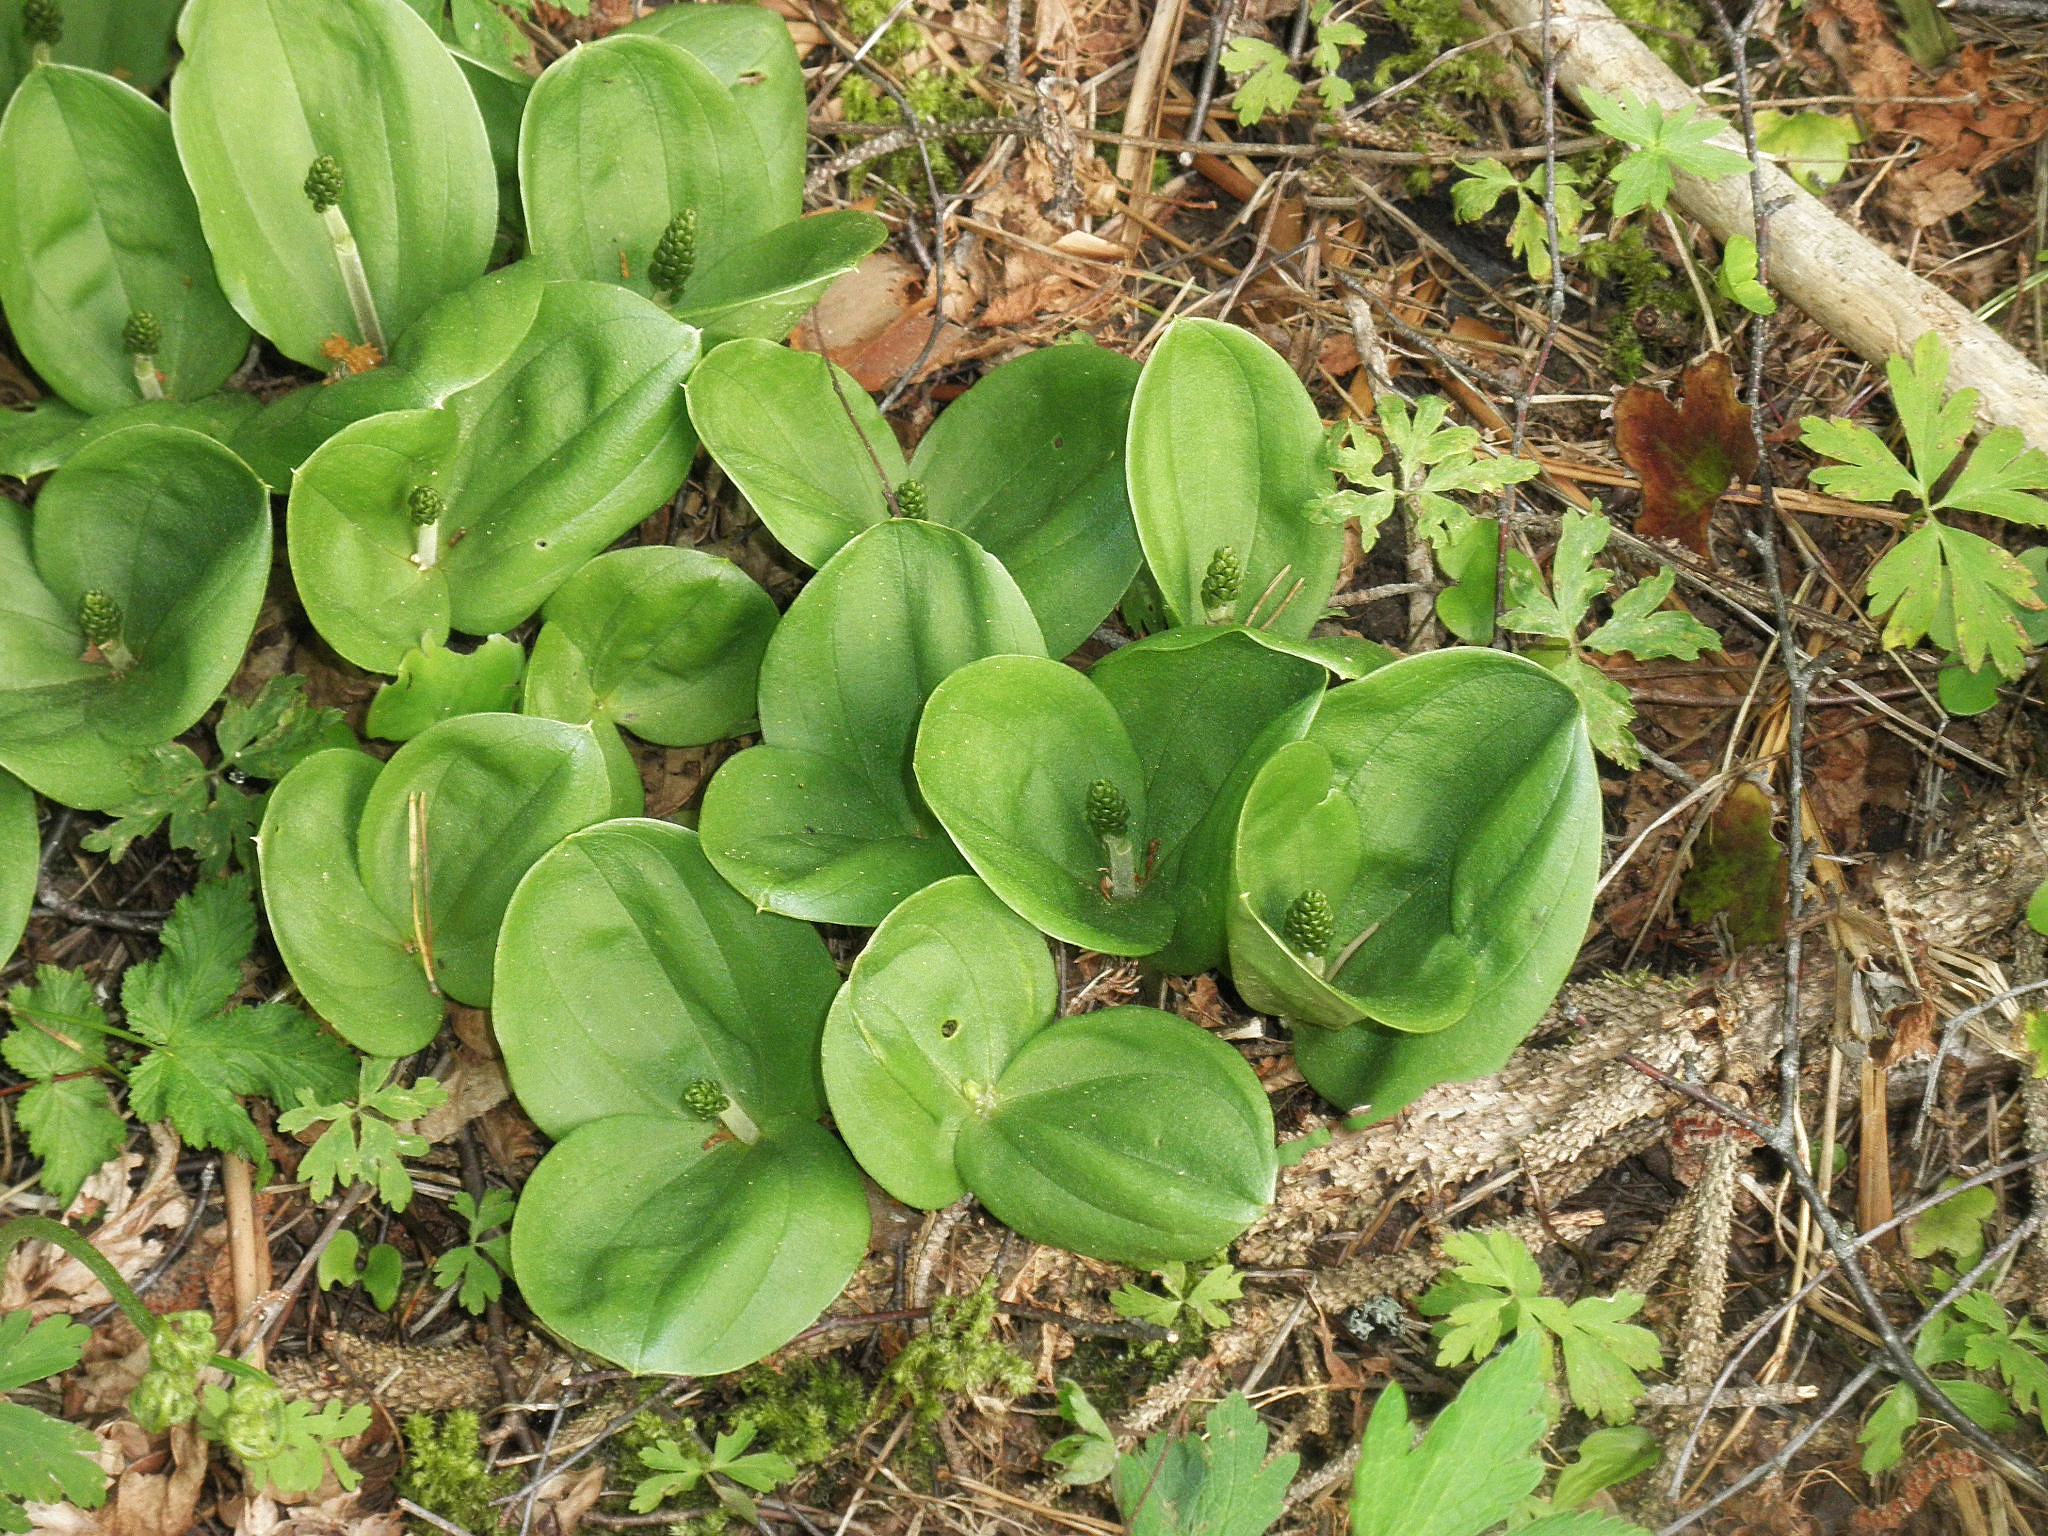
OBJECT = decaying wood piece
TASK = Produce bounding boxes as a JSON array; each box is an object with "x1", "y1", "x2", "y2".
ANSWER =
[{"x1": 1476, "y1": 0, "x2": 2048, "y2": 449}]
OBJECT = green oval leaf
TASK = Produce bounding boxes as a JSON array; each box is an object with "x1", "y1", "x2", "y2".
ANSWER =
[
  {"x1": 674, "y1": 209, "x2": 888, "y2": 346},
  {"x1": 494, "y1": 819, "x2": 839, "y2": 1140},
  {"x1": 288, "y1": 279, "x2": 701, "y2": 672},
  {"x1": 519, "y1": 32, "x2": 775, "y2": 300},
  {"x1": 260, "y1": 713, "x2": 614, "y2": 1051},
  {"x1": 914, "y1": 654, "x2": 1173, "y2": 956},
  {"x1": 366, "y1": 636, "x2": 526, "y2": 742},
  {"x1": 686, "y1": 337, "x2": 904, "y2": 568},
  {"x1": 0, "y1": 0, "x2": 184, "y2": 107},
  {"x1": 620, "y1": 0, "x2": 806, "y2": 221},
  {"x1": 958, "y1": 1006, "x2": 1276, "y2": 1266},
  {"x1": 911, "y1": 343, "x2": 1142, "y2": 656},
  {"x1": 1127, "y1": 318, "x2": 1343, "y2": 636},
  {"x1": 700, "y1": 520, "x2": 1044, "y2": 925},
  {"x1": 524, "y1": 545, "x2": 777, "y2": 748},
  {"x1": 0, "y1": 769, "x2": 33, "y2": 967},
  {"x1": 0, "y1": 63, "x2": 249, "y2": 413},
  {"x1": 0, "y1": 425, "x2": 270, "y2": 808},
  {"x1": 170, "y1": 0, "x2": 497, "y2": 367},
  {"x1": 512, "y1": 1114, "x2": 869, "y2": 1376},
  {"x1": 1231, "y1": 648, "x2": 1601, "y2": 1115},
  {"x1": 821, "y1": 876, "x2": 1055, "y2": 1208}
]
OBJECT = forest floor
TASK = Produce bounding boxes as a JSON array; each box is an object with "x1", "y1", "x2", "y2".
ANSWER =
[{"x1": 10, "y1": 0, "x2": 2048, "y2": 1533}]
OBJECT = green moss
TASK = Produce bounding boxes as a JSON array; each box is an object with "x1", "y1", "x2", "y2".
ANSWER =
[
  {"x1": 1372, "y1": 0, "x2": 1505, "y2": 98},
  {"x1": 1578, "y1": 223, "x2": 1693, "y2": 380},
  {"x1": 730, "y1": 1358, "x2": 868, "y2": 1467},
  {"x1": 396, "y1": 1411, "x2": 516, "y2": 1535},
  {"x1": 875, "y1": 1280, "x2": 1033, "y2": 1428},
  {"x1": 837, "y1": 68, "x2": 981, "y2": 190},
  {"x1": 1604, "y1": 0, "x2": 1714, "y2": 79}
]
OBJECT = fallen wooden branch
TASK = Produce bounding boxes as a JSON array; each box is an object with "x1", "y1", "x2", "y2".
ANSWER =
[{"x1": 1478, "y1": 0, "x2": 2048, "y2": 448}]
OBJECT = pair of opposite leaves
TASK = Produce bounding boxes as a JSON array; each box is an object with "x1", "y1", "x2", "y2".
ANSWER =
[
  {"x1": 0, "y1": 0, "x2": 877, "y2": 415},
  {"x1": 491, "y1": 821, "x2": 1276, "y2": 1377}
]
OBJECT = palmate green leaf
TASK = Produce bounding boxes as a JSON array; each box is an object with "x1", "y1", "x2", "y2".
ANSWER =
[
  {"x1": 1799, "y1": 415, "x2": 1921, "y2": 504},
  {"x1": 1221, "y1": 37, "x2": 1299, "y2": 125},
  {"x1": 1867, "y1": 519, "x2": 2038, "y2": 678},
  {"x1": 1754, "y1": 108, "x2": 1861, "y2": 191},
  {"x1": 1937, "y1": 427, "x2": 2048, "y2": 524},
  {"x1": 0, "y1": 1311, "x2": 104, "y2": 1531},
  {"x1": 17, "y1": 1078, "x2": 126, "y2": 1206},
  {"x1": 0, "y1": 63, "x2": 249, "y2": 413},
  {"x1": 1500, "y1": 508, "x2": 1612, "y2": 640},
  {"x1": 1886, "y1": 330, "x2": 1975, "y2": 492},
  {"x1": 1550, "y1": 1293, "x2": 1662, "y2": 1425},
  {"x1": 281, "y1": 1061, "x2": 444, "y2": 1211},
  {"x1": 170, "y1": 0, "x2": 497, "y2": 369},
  {"x1": 1451, "y1": 158, "x2": 1520, "y2": 221},
  {"x1": 1585, "y1": 569, "x2": 1719, "y2": 661},
  {"x1": 0, "y1": 1310, "x2": 87, "y2": 1394},
  {"x1": 1117, "y1": 1392, "x2": 1297, "y2": 1536},
  {"x1": 1047, "y1": 1380, "x2": 1119, "y2": 1486},
  {"x1": 1907, "y1": 1179, "x2": 1996, "y2": 1267},
  {"x1": 3, "y1": 966, "x2": 110, "y2": 1076},
  {"x1": 1580, "y1": 89, "x2": 1751, "y2": 216},
  {"x1": 232, "y1": 1398, "x2": 371, "y2": 1496},
  {"x1": 1350, "y1": 1333, "x2": 1550, "y2": 1536},
  {"x1": 1859, "y1": 1383, "x2": 1917, "y2": 1474},
  {"x1": 217, "y1": 675, "x2": 354, "y2": 782},
  {"x1": 1714, "y1": 234, "x2": 1776, "y2": 316}
]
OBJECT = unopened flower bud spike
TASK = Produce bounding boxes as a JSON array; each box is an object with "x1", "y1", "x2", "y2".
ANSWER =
[
  {"x1": 304, "y1": 155, "x2": 385, "y2": 355},
  {"x1": 123, "y1": 310, "x2": 164, "y2": 401},
  {"x1": 1201, "y1": 545, "x2": 1242, "y2": 624},
  {"x1": 23, "y1": 0, "x2": 60, "y2": 59},
  {"x1": 1283, "y1": 889, "x2": 1334, "y2": 975},
  {"x1": 407, "y1": 485, "x2": 446, "y2": 570},
  {"x1": 79, "y1": 589, "x2": 136, "y2": 673},
  {"x1": 681, "y1": 1077, "x2": 759, "y2": 1145},
  {"x1": 894, "y1": 478, "x2": 929, "y2": 520},
  {"x1": 1086, "y1": 778, "x2": 1142, "y2": 901},
  {"x1": 649, "y1": 208, "x2": 698, "y2": 298}
]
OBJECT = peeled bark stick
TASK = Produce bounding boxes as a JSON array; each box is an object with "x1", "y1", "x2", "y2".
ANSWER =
[{"x1": 1479, "y1": 0, "x2": 2048, "y2": 448}]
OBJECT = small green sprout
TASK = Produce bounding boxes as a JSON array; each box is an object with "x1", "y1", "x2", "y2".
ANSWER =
[
  {"x1": 682, "y1": 1078, "x2": 760, "y2": 1145},
  {"x1": 303, "y1": 154, "x2": 384, "y2": 355},
  {"x1": 1283, "y1": 889, "x2": 1334, "y2": 958},
  {"x1": 894, "y1": 478, "x2": 929, "y2": 520},
  {"x1": 22, "y1": 0, "x2": 60, "y2": 55},
  {"x1": 78, "y1": 589, "x2": 136, "y2": 673},
  {"x1": 1201, "y1": 545, "x2": 1243, "y2": 622},
  {"x1": 124, "y1": 310, "x2": 165, "y2": 401},
  {"x1": 650, "y1": 208, "x2": 698, "y2": 295},
  {"x1": 407, "y1": 484, "x2": 446, "y2": 569}
]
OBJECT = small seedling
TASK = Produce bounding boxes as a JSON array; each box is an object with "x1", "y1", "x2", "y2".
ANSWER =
[
  {"x1": 433, "y1": 1189, "x2": 515, "y2": 1315},
  {"x1": 278, "y1": 1058, "x2": 448, "y2": 1212},
  {"x1": 1111, "y1": 1260, "x2": 1243, "y2": 1334},
  {"x1": 1044, "y1": 1380, "x2": 1118, "y2": 1486},
  {"x1": 630, "y1": 1419, "x2": 796, "y2": 1518},
  {"x1": 317, "y1": 1231, "x2": 405, "y2": 1312}
]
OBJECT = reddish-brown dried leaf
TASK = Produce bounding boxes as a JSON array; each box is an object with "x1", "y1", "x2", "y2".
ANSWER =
[
  {"x1": 1678, "y1": 779, "x2": 1785, "y2": 948},
  {"x1": 1614, "y1": 354, "x2": 1753, "y2": 556}
]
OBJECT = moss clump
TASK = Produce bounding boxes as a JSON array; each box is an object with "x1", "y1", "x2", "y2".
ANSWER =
[
  {"x1": 1578, "y1": 223, "x2": 1693, "y2": 381},
  {"x1": 876, "y1": 1280, "x2": 1033, "y2": 1428},
  {"x1": 834, "y1": 0, "x2": 981, "y2": 189},
  {"x1": 1372, "y1": 0, "x2": 1506, "y2": 100},
  {"x1": 397, "y1": 1411, "x2": 516, "y2": 1534},
  {"x1": 731, "y1": 1358, "x2": 868, "y2": 1466},
  {"x1": 1605, "y1": 0, "x2": 1714, "y2": 79}
]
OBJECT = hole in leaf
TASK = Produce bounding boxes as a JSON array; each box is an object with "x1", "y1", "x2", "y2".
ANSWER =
[{"x1": 940, "y1": 1018, "x2": 961, "y2": 1039}]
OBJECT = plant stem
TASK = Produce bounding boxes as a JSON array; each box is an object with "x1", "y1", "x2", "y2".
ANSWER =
[
  {"x1": 131, "y1": 352, "x2": 164, "y2": 401},
  {"x1": 1101, "y1": 832, "x2": 1140, "y2": 901},
  {"x1": 322, "y1": 204, "x2": 385, "y2": 356},
  {"x1": 1660, "y1": 207, "x2": 1721, "y2": 352},
  {"x1": 719, "y1": 1100, "x2": 761, "y2": 1146},
  {"x1": 0, "y1": 1215, "x2": 159, "y2": 1339},
  {"x1": 413, "y1": 520, "x2": 440, "y2": 570}
]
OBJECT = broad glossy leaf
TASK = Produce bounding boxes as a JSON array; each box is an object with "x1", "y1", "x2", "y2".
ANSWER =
[
  {"x1": 494, "y1": 819, "x2": 839, "y2": 1139},
  {"x1": 0, "y1": 770, "x2": 32, "y2": 966},
  {"x1": 1127, "y1": 319, "x2": 1344, "y2": 637},
  {"x1": 821, "y1": 876, "x2": 1055, "y2": 1208},
  {"x1": 0, "y1": 0, "x2": 183, "y2": 107},
  {"x1": 232, "y1": 259, "x2": 548, "y2": 486},
  {"x1": 675, "y1": 210, "x2": 888, "y2": 345},
  {"x1": 916, "y1": 655, "x2": 1174, "y2": 956},
  {"x1": 525, "y1": 546, "x2": 777, "y2": 747},
  {"x1": 687, "y1": 337, "x2": 905, "y2": 567},
  {"x1": 700, "y1": 520, "x2": 1044, "y2": 924},
  {"x1": 1231, "y1": 648, "x2": 1598, "y2": 1044},
  {"x1": 365, "y1": 635, "x2": 525, "y2": 741},
  {"x1": 0, "y1": 64, "x2": 248, "y2": 413},
  {"x1": 512, "y1": 1114, "x2": 868, "y2": 1376},
  {"x1": 519, "y1": 33, "x2": 776, "y2": 300},
  {"x1": 957, "y1": 1006, "x2": 1276, "y2": 1265},
  {"x1": 289, "y1": 279, "x2": 701, "y2": 671},
  {"x1": 0, "y1": 426, "x2": 270, "y2": 809},
  {"x1": 621, "y1": 1, "x2": 806, "y2": 221},
  {"x1": 916, "y1": 634, "x2": 1328, "y2": 963},
  {"x1": 258, "y1": 747, "x2": 444, "y2": 1057},
  {"x1": 355, "y1": 713, "x2": 621, "y2": 1004},
  {"x1": 455, "y1": 50, "x2": 528, "y2": 223},
  {"x1": 260, "y1": 714, "x2": 613, "y2": 1051},
  {"x1": 912, "y1": 344, "x2": 1143, "y2": 656},
  {"x1": 171, "y1": 0, "x2": 497, "y2": 367},
  {"x1": 0, "y1": 394, "x2": 262, "y2": 482}
]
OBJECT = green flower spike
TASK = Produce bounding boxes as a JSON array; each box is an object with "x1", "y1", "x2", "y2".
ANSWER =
[
  {"x1": 1086, "y1": 778, "x2": 1143, "y2": 901},
  {"x1": 649, "y1": 209, "x2": 699, "y2": 296},
  {"x1": 1283, "y1": 888, "x2": 1334, "y2": 961},
  {"x1": 894, "y1": 479, "x2": 929, "y2": 520},
  {"x1": 78, "y1": 589, "x2": 136, "y2": 673},
  {"x1": 1201, "y1": 545, "x2": 1242, "y2": 623},
  {"x1": 681, "y1": 1077, "x2": 760, "y2": 1144},
  {"x1": 23, "y1": 0, "x2": 61, "y2": 55},
  {"x1": 123, "y1": 310, "x2": 165, "y2": 401},
  {"x1": 303, "y1": 155, "x2": 385, "y2": 355},
  {"x1": 407, "y1": 484, "x2": 446, "y2": 569}
]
